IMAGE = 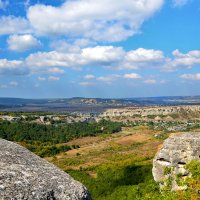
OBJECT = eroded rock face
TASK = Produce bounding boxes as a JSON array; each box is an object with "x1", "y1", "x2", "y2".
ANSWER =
[
  {"x1": 152, "y1": 132, "x2": 200, "y2": 191},
  {"x1": 100, "y1": 106, "x2": 200, "y2": 118},
  {"x1": 0, "y1": 139, "x2": 91, "y2": 200}
]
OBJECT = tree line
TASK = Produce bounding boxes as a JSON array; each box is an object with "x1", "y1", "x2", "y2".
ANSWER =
[{"x1": 0, "y1": 119, "x2": 122, "y2": 157}]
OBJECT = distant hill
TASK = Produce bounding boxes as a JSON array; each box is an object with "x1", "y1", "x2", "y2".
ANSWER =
[{"x1": 0, "y1": 96, "x2": 200, "y2": 113}]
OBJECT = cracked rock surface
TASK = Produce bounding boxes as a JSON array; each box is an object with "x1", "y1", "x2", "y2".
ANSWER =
[
  {"x1": 152, "y1": 132, "x2": 200, "y2": 190},
  {"x1": 0, "y1": 139, "x2": 91, "y2": 200}
]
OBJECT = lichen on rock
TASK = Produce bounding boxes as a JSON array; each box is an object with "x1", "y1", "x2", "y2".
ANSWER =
[
  {"x1": 152, "y1": 132, "x2": 200, "y2": 191},
  {"x1": 0, "y1": 139, "x2": 91, "y2": 200}
]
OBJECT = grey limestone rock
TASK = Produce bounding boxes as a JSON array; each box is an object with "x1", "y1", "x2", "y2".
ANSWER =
[
  {"x1": 0, "y1": 139, "x2": 91, "y2": 200},
  {"x1": 152, "y1": 132, "x2": 200, "y2": 191}
]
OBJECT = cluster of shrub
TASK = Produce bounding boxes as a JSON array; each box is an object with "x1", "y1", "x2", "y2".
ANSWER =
[{"x1": 24, "y1": 143, "x2": 72, "y2": 157}]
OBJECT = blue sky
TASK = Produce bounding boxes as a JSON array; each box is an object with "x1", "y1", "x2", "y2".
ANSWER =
[{"x1": 0, "y1": 0, "x2": 200, "y2": 98}]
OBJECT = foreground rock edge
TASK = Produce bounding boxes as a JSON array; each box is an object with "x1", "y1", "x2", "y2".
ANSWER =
[
  {"x1": 152, "y1": 132, "x2": 200, "y2": 191},
  {"x1": 0, "y1": 139, "x2": 91, "y2": 200}
]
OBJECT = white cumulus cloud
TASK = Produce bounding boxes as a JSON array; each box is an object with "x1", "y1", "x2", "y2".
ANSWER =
[
  {"x1": 25, "y1": 46, "x2": 165, "y2": 72},
  {"x1": 47, "y1": 68, "x2": 64, "y2": 74},
  {"x1": 82, "y1": 46, "x2": 125, "y2": 64},
  {"x1": 121, "y1": 48, "x2": 165, "y2": 69},
  {"x1": 97, "y1": 74, "x2": 121, "y2": 84},
  {"x1": 3, "y1": 46, "x2": 200, "y2": 76},
  {"x1": 84, "y1": 74, "x2": 96, "y2": 80},
  {"x1": 173, "y1": 49, "x2": 200, "y2": 67},
  {"x1": 0, "y1": 59, "x2": 28, "y2": 75},
  {"x1": 164, "y1": 49, "x2": 200, "y2": 71},
  {"x1": 180, "y1": 73, "x2": 200, "y2": 80},
  {"x1": 50, "y1": 40, "x2": 81, "y2": 53},
  {"x1": 7, "y1": 34, "x2": 41, "y2": 52},
  {"x1": 27, "y1": 0, "x2": 164, "y2": 42},
  {"x1": 25, "y1": 46, "x2": 125, "y2": 71},
  {"x1": 123, "y1": 73, "x2": 141, "y2": 79},
  {"x1": 0, "y1": 16, "x2": 29, "y2": 35}
]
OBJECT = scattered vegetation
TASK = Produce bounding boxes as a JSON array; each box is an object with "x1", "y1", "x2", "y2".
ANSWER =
[
  {"x1": 24, "y1": 143, "x2": 72, "y2": 157},
  {"x1": 1, "y1": 112, "x2": 200, "y2": 199},
  {"x1": 0, "y1": 119, "x2": 122, "y2": 156}
]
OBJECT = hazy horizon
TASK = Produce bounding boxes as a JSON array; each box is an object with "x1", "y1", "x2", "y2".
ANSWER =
[{"x1": 0, "y1": 94, "x2": 200, "y2": 100}]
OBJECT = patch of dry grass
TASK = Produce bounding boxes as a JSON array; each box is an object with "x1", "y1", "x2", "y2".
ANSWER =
[{"x1": 46, "y1": 126, "x2": 164, "y2": 172}]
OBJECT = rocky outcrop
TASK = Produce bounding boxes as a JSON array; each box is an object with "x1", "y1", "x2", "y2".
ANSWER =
[
  {"x1": 100, "y1": 106, "x2": 200, "y2": 118},
  {"x1": 0, "y1": 139, "x2": 91, "y2": 200},
  {"x1": 152, "y1": 132, "x2": 200, "y2": 190}
]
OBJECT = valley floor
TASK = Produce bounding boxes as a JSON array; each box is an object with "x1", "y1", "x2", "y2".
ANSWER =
[
  {"x1": 46, "y1": 126, "x2": 167, "y2": 199},
  {"x1": 46, "y1": 125, "x2": 200, "y2": 199}
]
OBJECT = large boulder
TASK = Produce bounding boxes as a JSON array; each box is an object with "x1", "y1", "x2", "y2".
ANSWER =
[
  {"x1": 0, "y1": 139, "x2": 91, "y2": 200},
  {"x1": 152, "y1": 132, "x2": 200, "y2": 191}
]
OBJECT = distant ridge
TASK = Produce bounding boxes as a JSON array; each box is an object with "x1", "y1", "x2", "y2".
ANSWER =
[{"x1": 0, "y1": 96, "x2": 200, "y2": 113}]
